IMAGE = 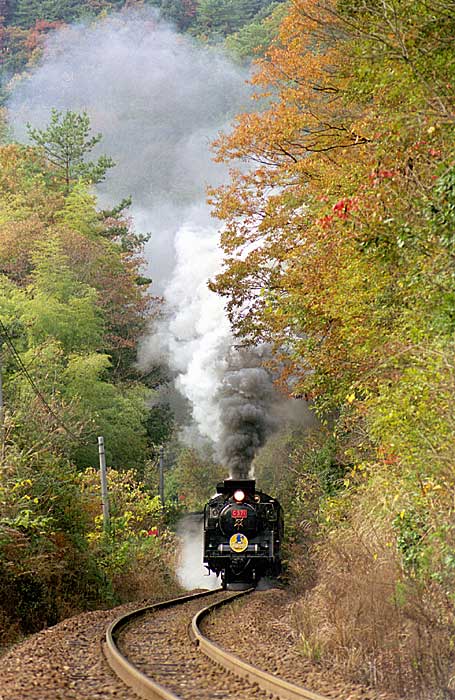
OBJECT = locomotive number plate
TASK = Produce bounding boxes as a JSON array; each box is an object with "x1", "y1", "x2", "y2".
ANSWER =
[{"x1": 232, "y1": 509, "x2": 247, "y2": 518}]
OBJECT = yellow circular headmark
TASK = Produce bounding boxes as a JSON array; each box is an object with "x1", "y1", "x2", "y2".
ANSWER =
[{"x1": 229, "y1": 533, "x2": 248, "y2": 553}]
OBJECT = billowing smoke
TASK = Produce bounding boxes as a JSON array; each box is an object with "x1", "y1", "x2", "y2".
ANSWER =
[
  {"x1": 177, "y1": 514, "x2": 218, "y2": 590},
  {"x1": 138, "y1": 219, "x2": 232, "y2": 447},
  {"x1": 7, "y1": 8, "x2": 251, "y2": 290},
  {"x1": 217, "y1": 348, "x2": 280, "y2": 478},
  {"x1": 7, "y1": 8, "x2": 298, "y2": 477}
]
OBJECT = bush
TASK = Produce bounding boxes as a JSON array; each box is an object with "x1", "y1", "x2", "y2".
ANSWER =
[
  {"x1": 0, "y1": 450, "x2": 181, "y2": 649},
  {"x1": 291, "y1": 484, "x2": 455, "y2": 698},
  {"x1": 0, "y1": 444, "x2": 108, "y2": 647},
  {"x1": 78, "y1": 467, "x2": 182, "y2": 602}
]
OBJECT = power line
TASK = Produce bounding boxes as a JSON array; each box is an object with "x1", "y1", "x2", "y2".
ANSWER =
[{"x1": 0, "y1": 319, "x2": 92, "y2": 446}]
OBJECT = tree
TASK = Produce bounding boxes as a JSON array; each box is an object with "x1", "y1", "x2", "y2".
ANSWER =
[
  {"x1": 195, "y1": 0, "x2": 273, "y2": 40},
  {"x1": 0, "y1": 143, "x2": 154, "y2": 366},
  {"x1": 225, "y1": 2, "x2": 287, "y2": 61},
  {"x1": 20, "y1": 236, "x2": 103, "y2": 353},
  {"x1": 63, "y1": 352, "x2": 152, "y2": 471},
  {"x1": 27, "y1": 109, "x2": 115, "y2": 193},
  {"x1": 55, "y1": 181, "x2": 101, "y2": 237},
  {"x1": 170, "y1": 447, "x2": 225, "y2": 510},
  {"x1": 209, "y1": 0, "x2": 365, "y2": 352},
  {"x1": 209, "y1": 0, "x2": 454, "y2": 413},
  {"x1": 147, "y1": 0, "x2": 198, "y2": 32},
  {"x1": 11, "y1": 0, "x2": 85, "y2": 28}
]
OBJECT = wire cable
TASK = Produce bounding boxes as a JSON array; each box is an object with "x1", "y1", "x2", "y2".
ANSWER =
[{"x1": 0, "y1": 319, "x2": 92, "y2": 445}]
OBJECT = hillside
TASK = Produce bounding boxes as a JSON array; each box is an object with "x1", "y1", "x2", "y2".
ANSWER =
[
  {"x1": 0, "y1": 0, "x2": 286, "y2": 99},
  {"x1": 210, "y1": 1, "x2": 455, "y2": 695}
]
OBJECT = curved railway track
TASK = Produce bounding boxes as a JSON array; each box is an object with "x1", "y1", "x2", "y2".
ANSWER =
[{"x1": 103, "y1": 588, "x2": 330, "y2": 700}]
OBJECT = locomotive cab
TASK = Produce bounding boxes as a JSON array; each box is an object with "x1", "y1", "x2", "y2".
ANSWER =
[{"x1": 203, "y1": 479, "x2": 283, "y2": 588}]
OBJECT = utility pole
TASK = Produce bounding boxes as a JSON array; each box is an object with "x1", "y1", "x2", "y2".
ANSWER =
[
  {"x1": 159, "y1": 445, "x2": 165, "y2": 507},
  {"x1": 98, "y1": 436, "x2": 110, "y2": 533}
]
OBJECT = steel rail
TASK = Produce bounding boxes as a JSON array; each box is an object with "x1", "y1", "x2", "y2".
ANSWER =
[
  {"x1": 191, "y1": 594, "x2": 331, "y2": 700},
  {"x1": 103, "y1": 588, "x2": 223, "y2": 700}
]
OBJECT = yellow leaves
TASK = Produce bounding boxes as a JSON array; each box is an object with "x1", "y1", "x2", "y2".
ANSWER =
[
  {"x1": 349, "y1": 463, "x2": 368, "y2": 483},
  {"x1": 12, "y1": 478, "x2": 33, "y2": 491},
  {"x1": 420, "y1": 481, "x2": 442, "y2": 497},
  {"x1": 346, "y1": 392, "x2": 356, "y2": 404}
]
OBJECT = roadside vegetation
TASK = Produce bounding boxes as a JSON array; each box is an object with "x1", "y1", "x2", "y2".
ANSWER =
[
  {"x1": 0, "y1": 110, "x2": 182, "y2": 648},
  {"x1": 209, "y1": 1, "x2": 455, "y2": 696}
]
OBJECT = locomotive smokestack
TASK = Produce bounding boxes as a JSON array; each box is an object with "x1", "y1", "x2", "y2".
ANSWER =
[{"x1": 216, "y1": 348, "x2": 279, "y2": 479}]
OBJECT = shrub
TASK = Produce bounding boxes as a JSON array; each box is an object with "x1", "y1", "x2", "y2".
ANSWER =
[
  {"x1": 0, "y1": 444, "x2": 108, "y2": 646},
  {"x1": 78, "y1": 467, "x2": 182, "y2": 602}
]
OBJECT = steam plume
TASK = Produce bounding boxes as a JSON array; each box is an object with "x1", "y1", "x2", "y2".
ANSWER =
[
  {"x1": 7, "y1": 8, "x2": 302, "y2": 476},
  {"x1": 7, "y1": 8, "x2": 251, "y2": 290},
  {"x1": 177, "y1": 514, "x2": 218, "y2": 590}
]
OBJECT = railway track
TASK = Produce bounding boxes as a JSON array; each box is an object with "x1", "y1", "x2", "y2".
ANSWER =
[{"x1": 103, "y1": 587, "x2": 330, "y2": 700}]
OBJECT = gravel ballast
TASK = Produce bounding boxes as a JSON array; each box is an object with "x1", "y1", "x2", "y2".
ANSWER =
[
  {"x1": 119, "y1": 590, "x2": 270, "y2": 700},
  {"x1": 201, "y1": 588, "x2": 402, "y2": 700},
  {"x1": 0, "y1": 587, "x2": 401, "y2": 700}
]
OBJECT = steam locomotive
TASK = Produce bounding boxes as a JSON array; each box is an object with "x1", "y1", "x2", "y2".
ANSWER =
[{"x1": 203, "y1": 478, "x2": 283, "y2": 588}]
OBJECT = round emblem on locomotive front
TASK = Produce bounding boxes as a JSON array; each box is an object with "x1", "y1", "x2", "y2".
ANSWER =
[{"x1": 229, "y1": 533, "x2": 248, "y2": 553}]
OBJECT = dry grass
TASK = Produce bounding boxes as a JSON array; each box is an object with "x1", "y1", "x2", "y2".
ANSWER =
[
  {"x1": 292, "y1": 514, "x2": 455, "y2": 699},
  {"x1": 111, "y1": 537, "x2": 183, "y2": 603}
]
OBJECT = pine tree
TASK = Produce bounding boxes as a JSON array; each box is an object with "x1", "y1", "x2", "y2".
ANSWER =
[
  {"x1": 27, "y1": 109, "x2": 115, "y2": 193},
  {"x1": 195, "y1": 0, "x2": 273, "y2": 39}
]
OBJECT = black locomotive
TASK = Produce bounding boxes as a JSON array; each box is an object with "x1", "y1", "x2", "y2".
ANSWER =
[{"x1": 203, "y1": 478, "x2": 283, "y2": 588}]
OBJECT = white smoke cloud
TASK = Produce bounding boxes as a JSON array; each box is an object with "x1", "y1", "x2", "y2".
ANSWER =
[
  {"x1": 138, "y1": 218, "x2": 233, "y2": 443},
  {"x1": 7, "y1": 8, "x2": 309, "y2": 474},
  {"x1": 177, "y1": 514, "x2": 218, "y2": 590},
  {"x1": 7, "y1": 8, "x2": 251, "y2": 289},
  {"x1": 7, "y1": 8, "x2": 251, "y2": 454}
]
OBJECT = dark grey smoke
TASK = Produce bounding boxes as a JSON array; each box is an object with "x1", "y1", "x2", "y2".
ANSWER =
[{"x1": 217, "y1": 348, "x2": 281, "y2": 478}]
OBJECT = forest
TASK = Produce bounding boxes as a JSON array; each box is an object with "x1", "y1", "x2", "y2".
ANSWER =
[
  {"x1": 1, "y1": 1, "x2": 455, "y2": 698},
  {"x1": 0, "y1": 0, "x2": 287, "y2": 93}
]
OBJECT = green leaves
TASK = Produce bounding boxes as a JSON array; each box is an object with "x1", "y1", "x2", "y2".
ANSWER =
[
  {"x1": 0, "y1": 128, "x2": 154, "y2": 472},
  {"x1": 63, "y1": 353, "x2": 152, "y2": 471},
  {"x1": 56, "y1": 182, "x2": 101, "y2": 236},
  {"x1": 27, "y1": 109, "x2": 115, "y2": 192},
  {"x1": 195, "y1": 0, "x2": 274, "y2": 40},
  {"x1": 17, "y1": 237, "x2": 103, "y2": 353},
  {"x1": 225, "y1": 2, "x2": 287, "y2": 61}
]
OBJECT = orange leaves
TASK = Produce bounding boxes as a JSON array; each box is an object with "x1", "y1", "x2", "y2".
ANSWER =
[
  {"x1": 0, "y1": 218, "x2": 45, "y2": 283},
  {"x1": 209, "y1": 0, "x2": 440, "y2": 405},
  {"x1": 214, "y1": 0, "x2": 364, "y2": 182},
  {"x1": 25, "y1": 20, "x2": 63, "y2": 53}
]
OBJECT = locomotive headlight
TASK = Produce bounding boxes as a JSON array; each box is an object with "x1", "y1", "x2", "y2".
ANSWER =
[{"x1": 233, "y1": 489, "x2": 245, "y2": 502}]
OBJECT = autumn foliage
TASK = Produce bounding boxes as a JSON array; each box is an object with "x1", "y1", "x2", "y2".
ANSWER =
[
  {"x1": 210, "y1": 0, "x2": 455, "y2": 694},
  {"x1": 211, "y1": 0, "x2": 454, "y2": 397},
  {"x1": 0, "y1": 115, "x2": 181, "y2": 643}
]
